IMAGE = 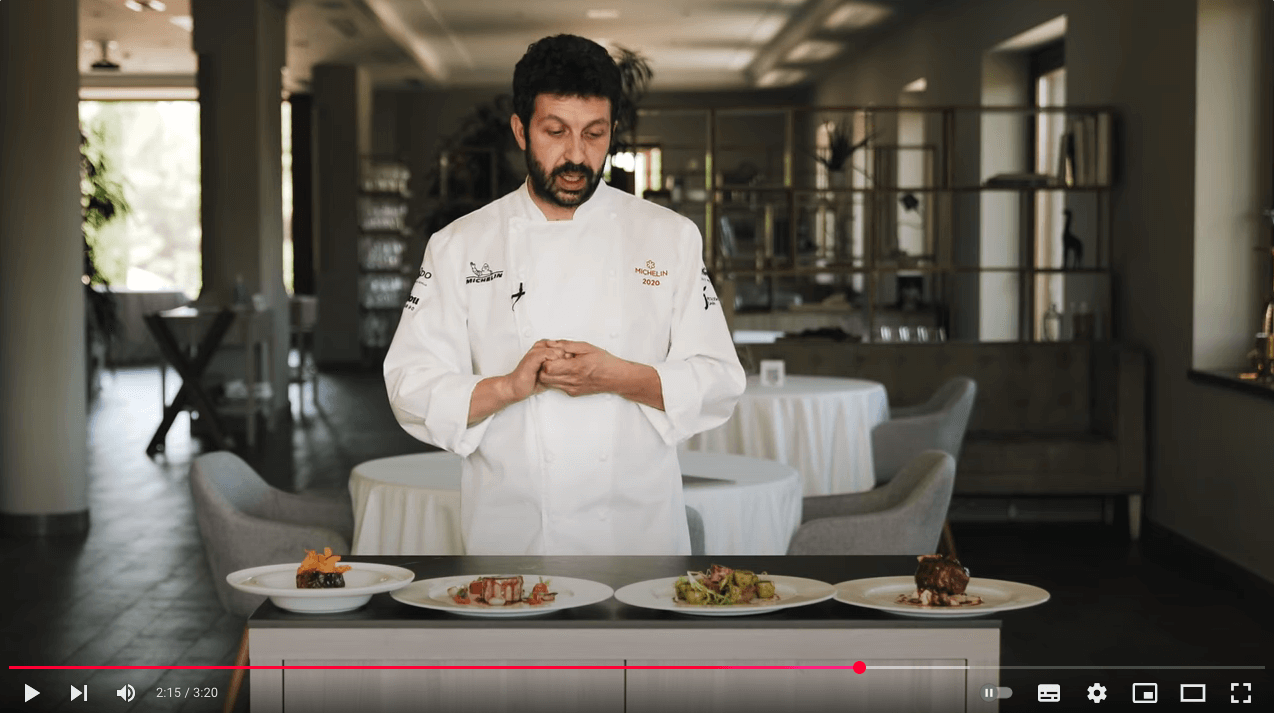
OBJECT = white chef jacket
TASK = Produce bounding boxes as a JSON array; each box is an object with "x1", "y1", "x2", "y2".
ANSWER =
[{"x1": 384, "y1": 180, "x2": 745, "y2": 556}]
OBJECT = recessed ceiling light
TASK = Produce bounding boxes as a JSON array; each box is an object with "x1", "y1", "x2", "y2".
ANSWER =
[
  {"x1": 824, "y1": 2, "x2": 891, "y2": 31},
  {"x1": 785, "y1": 40, "x2": 842, "y2": 63},
  {"x1": 124, "y1": 0, "x2": 167, "y2": 11},
  {"x1": 757, "y1": 69, "x2": 806, "y2": 87},
  {"x1": 903, "y1": 77, "x2": 927, "y2": 92},
  {"x1": 169, "y1": 15, "x2": 193, "y2": 32},
  {"x1": 729, "y1": 49, "x2": 757, "y2": 71},
  {"x1": 749, "y1": 15, "x2": 786, "y2": 44},
  {"x1": 587, "y1": 9, "x2": 620, "y2": 20}
]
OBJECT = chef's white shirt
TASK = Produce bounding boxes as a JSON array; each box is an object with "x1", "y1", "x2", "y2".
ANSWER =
[{"x1": 384, "y1": 180, "x2": 745, "y2": 555}]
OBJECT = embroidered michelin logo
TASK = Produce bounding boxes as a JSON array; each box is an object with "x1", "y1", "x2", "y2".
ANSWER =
[
  {"x1": 636, "y1": 259, "x2": 668, "y2": 287},
  {"x1": 466, "y1": 262, "x2": 504, "y2": 284}
]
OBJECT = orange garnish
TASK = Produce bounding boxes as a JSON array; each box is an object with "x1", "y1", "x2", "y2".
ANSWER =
[{"x1": 298, "y1": 547, "x2": 352, "y2": 574}]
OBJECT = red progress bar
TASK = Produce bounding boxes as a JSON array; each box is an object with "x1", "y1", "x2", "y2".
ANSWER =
[{"x1": 12, "y1": 663, "x2": 870, "y2": 672}]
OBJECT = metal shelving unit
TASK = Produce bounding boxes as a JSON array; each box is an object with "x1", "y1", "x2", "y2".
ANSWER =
[
  {"x1": 357, "y1": 159, "x2": 412, "y2": 363},
  {"x1": 637, "y1": 104, "x2": 1116, "y2": 342}
]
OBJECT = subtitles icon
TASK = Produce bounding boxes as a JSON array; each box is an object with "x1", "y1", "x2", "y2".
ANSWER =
[
  {"x1": 1231, "y1": 682, "x2": 1252, "y2": 703},
  {"x1": 1038, "y1": 683, "x2": 1061, "y2": 702},
  {"x1": 1132, "y1": 683, "x2": 1157, "y2": 703},
  {"x1": 116, "y1": 684, "x2": 136, "y2": 702},
  {"x1": 1180, "y1": 683, "x2": 1206, "y2": 703}
]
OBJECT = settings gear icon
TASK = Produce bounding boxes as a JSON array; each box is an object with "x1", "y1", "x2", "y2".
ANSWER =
[{"x1": 1087, "y1": 683, "x2": 1108, "y2": 703}]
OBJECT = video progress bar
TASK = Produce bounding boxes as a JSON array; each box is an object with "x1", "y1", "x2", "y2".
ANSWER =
[{"x1": 869, "y1": 666, "x2": 1267, "y2": 670}]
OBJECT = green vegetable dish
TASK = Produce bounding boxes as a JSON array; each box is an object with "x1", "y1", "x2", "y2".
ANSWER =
[{"x1": 673, "y1": 564, "x2": 779, "y2": 606}]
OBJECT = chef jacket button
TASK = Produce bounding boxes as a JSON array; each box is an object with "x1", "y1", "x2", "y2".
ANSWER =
[
  {"x1": 543, "y1": 451, "x2": 555, "y2": 463},
  {"x1": 599, "y1": 509, "x2": 611, "y2": 521},
  {"x1": 599, "y1": 453, "x2": 609, "y2": 462},
  {"x1": 608, "y1": 269, "x2": 616, "y2": 279},
  {"x1": 609, "y1": 330, "x2": 619, "y2": 338},
  {"x1": 522, "y1": 327, "x2": 531, "y2": 337}
]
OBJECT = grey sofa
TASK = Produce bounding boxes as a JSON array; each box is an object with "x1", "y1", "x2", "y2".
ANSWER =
[{"x1": 742, "y1": 341, "x2": 1148, "y2": 538}]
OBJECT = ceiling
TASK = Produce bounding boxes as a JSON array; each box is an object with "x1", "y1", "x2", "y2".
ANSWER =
[{"x1": 79, "y1": 0, "x2": 938, "y2": 94}]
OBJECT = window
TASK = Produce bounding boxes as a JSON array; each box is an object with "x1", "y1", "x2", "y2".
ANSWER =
[
  {"x1": 608, "y1": 146, "x2": 662, "y2": 199},
  {"x1": 1029, "y1": 41, "x2": 1067, "y2": 340},
  {"x1": 79, "y1": 101, "x2": 202, "y2": 297}
]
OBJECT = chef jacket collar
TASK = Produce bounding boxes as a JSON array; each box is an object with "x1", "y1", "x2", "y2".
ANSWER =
[{"x1": 515, "y1": 177, "x2": 614, "y2": 223}]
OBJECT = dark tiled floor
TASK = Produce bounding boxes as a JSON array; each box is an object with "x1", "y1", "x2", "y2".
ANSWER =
[{"x1": 3, "y1": 365, "x2": 1271, "y2": 712}]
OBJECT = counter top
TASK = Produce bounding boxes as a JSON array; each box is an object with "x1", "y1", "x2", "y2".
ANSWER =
[{"x1": 249, "y1": 555, "x2": 1001, "y2": 629}]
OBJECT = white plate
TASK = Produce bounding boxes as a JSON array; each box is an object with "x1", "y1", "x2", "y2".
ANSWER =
[
  {"x1": 834, "y1": 576, "x2": 1050, "y2": 618},
  {"x1": 392, "y1": 575, "x2": 614, "y2": 617},
  {"x1": 614, "y1": 574, "x2": 835, "y2": 616},
  {"x1": 227, "y1": 562, "x2": 416, "y2": 614}
]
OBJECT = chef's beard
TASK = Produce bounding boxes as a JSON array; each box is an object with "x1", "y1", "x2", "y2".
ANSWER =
[{"x1": 524, "y1": 144, "x2": 604, "y2": 209}]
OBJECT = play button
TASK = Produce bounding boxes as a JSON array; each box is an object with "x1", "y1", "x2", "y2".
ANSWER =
[{"x1": 24, "y1": 685, "x2": 39, "y2": 702}]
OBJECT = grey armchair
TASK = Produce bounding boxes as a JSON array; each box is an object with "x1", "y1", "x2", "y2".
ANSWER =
[
  {"x1": 871, "y1": 377, "x2": 975, "y2": 557},
  {"x1": 787, "y1": 450, "x2": 955, "y2": 555},
  {"x1": 686, "y1": 505, "x2": 705, "y2": 556},
  {"x1": 189, "y1": 451, "x2": 354, "y2": 713},
  {"x1": 872, "y1": 377, "x2": 977, "y2": 484}
]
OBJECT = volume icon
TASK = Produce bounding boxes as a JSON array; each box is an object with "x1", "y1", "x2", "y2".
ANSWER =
[{"x1": 117, "y1": 684, "x2": 136, "y2": 702}]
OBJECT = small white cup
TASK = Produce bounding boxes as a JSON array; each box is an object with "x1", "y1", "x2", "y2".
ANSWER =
[{"x1": 759, "y1": 359, "x2": 786, "y2": 387}]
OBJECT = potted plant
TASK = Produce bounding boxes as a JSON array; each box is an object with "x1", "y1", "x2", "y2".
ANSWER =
[
  {"x1": 81, "y1": 124, "x2": 128, "y2": 398},
  {"x1": 816, "y1": 119, "x2": 872, "y2": 187}
]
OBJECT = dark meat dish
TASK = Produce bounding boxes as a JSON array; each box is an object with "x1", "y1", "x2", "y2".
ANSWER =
[
  {"x1": 896, "y1": 554, "x2": 983, "y2": 607},
  {"x1": 915, "y1": 554, "x2": 970, "y2": 595}
]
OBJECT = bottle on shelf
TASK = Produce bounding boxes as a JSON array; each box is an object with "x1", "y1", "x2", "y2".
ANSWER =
[
  {"x1": 1072, "y1": 301, "x2": 1095, "y2": 341},
  {"x1": 1042, "y1": 303, "x2": 1062, "y2": 342}
]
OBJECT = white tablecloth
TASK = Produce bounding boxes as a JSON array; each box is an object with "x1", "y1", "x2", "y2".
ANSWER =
[
  {"x1": 682, "y1": 375, "x2": 890, "y2": 496},
  {"x1": 349, "y1": 451, "x2": 802, "y2": 557}
]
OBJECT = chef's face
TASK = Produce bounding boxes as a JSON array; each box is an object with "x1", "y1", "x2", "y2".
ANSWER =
[{"x1": 512, "y1": 93, "x2": 612, "y2": 212}]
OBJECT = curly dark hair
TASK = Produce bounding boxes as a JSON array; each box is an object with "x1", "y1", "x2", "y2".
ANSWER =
[{"x1": 512, "y1": 34, "x2": 622, "y2": 133}]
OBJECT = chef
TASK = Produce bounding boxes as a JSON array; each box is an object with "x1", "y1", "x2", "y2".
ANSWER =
[{"x1": 384, "y1": 34, "x2": 745, "y2": 556}]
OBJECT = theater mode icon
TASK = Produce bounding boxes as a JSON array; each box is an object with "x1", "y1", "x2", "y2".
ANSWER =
[
  {"x1": 1038, "y1": 683, "x2": 1061, "y2": 702},
  {"x1": 1180, "y1": 683, "x2": 1206, "y2": 703}
]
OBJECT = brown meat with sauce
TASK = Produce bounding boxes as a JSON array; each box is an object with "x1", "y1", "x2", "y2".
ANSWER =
[{"x1": 913, "y1": 554, "x2": 970, "y2": 595}]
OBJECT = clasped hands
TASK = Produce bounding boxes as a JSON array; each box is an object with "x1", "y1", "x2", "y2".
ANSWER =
[{"x1": 506, "y1": 339, "x2": 623, "y2": 400}]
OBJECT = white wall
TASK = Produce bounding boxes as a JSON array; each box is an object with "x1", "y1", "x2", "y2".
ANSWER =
[
  {"x1": 816, "y1": 0, "x2": 1274, "y2": 583},
  {"x1": 978, "y1": 51, "x2": 1030, "y2": 341},
  {"x1": 1193, "y1": 0, "x2": 1270, "y2": 369}
]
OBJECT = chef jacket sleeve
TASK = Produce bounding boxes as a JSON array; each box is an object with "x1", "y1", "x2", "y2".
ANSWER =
[
  {"x1": 383, "y1": 233, "x2": 490, "y2": 456},
  {"x1": 638, "y1": 221, "x2": 747, "y2": 445}
]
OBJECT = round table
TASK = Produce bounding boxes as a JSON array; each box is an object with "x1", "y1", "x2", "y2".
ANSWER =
[
  {"x1": 681, "y1": 375, "x2": 890, "y2": 496},
  {"x1": 349, "y1": 451, "x2": 802, "y2": 557}
]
